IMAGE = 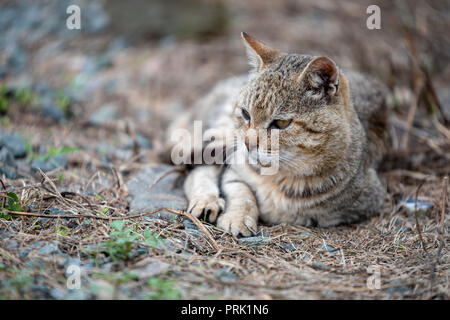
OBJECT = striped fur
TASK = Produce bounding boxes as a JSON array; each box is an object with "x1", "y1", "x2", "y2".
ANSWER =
[{"x1": 165, "y1": 34, "x2": 389, "y2": 236}]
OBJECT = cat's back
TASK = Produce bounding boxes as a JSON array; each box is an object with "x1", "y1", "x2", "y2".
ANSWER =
[
  {"x1": 344, "y1": 69, "x2": 389, "y2": 125},
  {"x1": 344, "y1": 69, "x2": 390, "y2": 166}
]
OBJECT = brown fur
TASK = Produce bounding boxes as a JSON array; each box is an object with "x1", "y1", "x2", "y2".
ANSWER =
[{"x1": 165, "y1": 33, "x2": 389, "y2": 236}]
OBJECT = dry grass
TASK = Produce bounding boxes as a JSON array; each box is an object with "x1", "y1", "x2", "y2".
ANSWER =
[{"x1": 0, "y1": 164, "x2": 448, "y2": 299}]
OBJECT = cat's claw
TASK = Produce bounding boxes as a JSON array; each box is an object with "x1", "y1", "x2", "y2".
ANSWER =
[
  {"x1": 217, "y1": 211, "x2": 258, "y2": 237},
  {"x1": 187, "y1": 195, "x2": 225, "y2": 223}
]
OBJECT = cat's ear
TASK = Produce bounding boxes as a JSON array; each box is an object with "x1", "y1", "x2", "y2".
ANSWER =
[
  {"x1": 241, "y1": 32, "x2": 283, "y2": 72},
  {"x1": 299, "y1": 56, "x2": 340, "y2": 97}
]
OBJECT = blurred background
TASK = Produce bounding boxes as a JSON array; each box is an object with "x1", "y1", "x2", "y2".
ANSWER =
[{"x1": 0, "y1": 0, "x2": 449, "y2": 186}]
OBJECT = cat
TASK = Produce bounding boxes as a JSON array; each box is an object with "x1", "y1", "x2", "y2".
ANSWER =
[{"x1": 165, "y1": 32, "x2": 389, "y2": 237}]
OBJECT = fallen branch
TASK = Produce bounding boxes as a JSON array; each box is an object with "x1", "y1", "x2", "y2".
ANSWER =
[
  {"x1": 4, "y1": 206, "x2": 220, "y2": 252},
  {"x1": 413, "y1": 181, "x2": 428, "y2": 254},
  {"x1": 429, "y1": 176, "x2": 448, "y2": 287}
]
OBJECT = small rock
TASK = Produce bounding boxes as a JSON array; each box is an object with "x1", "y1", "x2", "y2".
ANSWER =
[
  {"x1": 24, "y1": 257, "x2": 46, "y2": 269},
  {"x1": 126, "y1": 165, "x2": 187, "y2": 220},
  {"x1": 238, "y1": 236, "x2": 271, "y2": 247},
  {"x1": 127, "y1": 134, "x2": 152, "y2": 150},
  {"x1": 0, "y1": 147, "x2": 17, "y2": 167},
  {"x1": 402, "y1": 199, "x2": 433, "y2": 215},
  {"x1": 282, "y1": 242, "x2": 298, "y2": 251},
  {"x1": 0, "y1": 166, "x2": 17, "y2": 179},
  {"x1": 313, "y1": 262, "x2": 328, "y2": 270},
  {"x1": 30, "y1": 284, "x2": 52, "y2": 298},
  {"x1": 133, "y1": 257, "x2": 170, "y2": 280},
  {"x1": 40, "y1": 104, "x2": 66, "y2": 122},
  {"x1": 31, "y1": 159, "x2": 49, "y2": 172},
  {"x1": 183, "y1": 218, "x2": 198, "y2": 231},
  {"x1": 256, "y1": 230, "x2": 270, "y2": 238},
  {"x1": 64, "y1": 257, "x2": 82, "y2": 270},
  {"x1": 0, "y1": 133, "x2": 27, "y2": 158},
  {"x1": 89, "y1": 104, "x2": 117, "y2": 125},
  {"x1": 90, "y1": 280, "x2": 115, "y2": 300},
  {"x1": 31, "y1": 154, "x2": 67, "y2": 172},
  {"x1": 50, "y1": 288, "x2": 65, "y2": 300},
  {"x1": 38, "y1": 241, "x2": 59, "y2": 255},
  {"x1": 65, "y1": 289, "x2": 86, "y2": 300},
  {"x1": 19, "y1": 248, "x2": 31, "y2": 258},
  {"x1": 47, "y1": 154, "x2": 68, "y2": 170},
  {"x1": 385, "y1": 279, "x2": 410, "y2": 294},
  {"x1": 6, "y1": 240, "x2": 19, "y2": 250},
  {"x1": 316, "y1": 243, "x2": 337, "y2": 254},
  {"x1": 137, "y1": 246, "x2": 148, "y2": 256},
  {"x1": 214, "y1": 268, "x2": 237, "y2": 283}
]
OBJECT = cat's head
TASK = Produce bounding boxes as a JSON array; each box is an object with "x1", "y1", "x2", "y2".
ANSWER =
[{"x1": 233, "y1": 32, "x2": 354, "y2": 176}]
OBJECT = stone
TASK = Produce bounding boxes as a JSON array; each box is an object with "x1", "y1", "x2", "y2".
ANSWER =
[
  {"x1": 316, "y1": 243, "x2": 337, "y2": 254},
  {"x1": 19, "y1": 248, "x2": 31, "y2": 258},
  {"x1": 50, "y1": 288, "x2": 65, "y2": 300},
  {"x1": 132, "y1": 257, "x2": 170, "y2": 280},
  {"x1": 0, "y1": 147, "x2": 17, "y2": 167},
  {"x1": 282, "y1": 242, "x2": 298, "y2": 251},
  {"x1": 31, "y1": 154, "x2": 67, "y2": 172},
  {"x1": 183, "y1": 218, "x2": 198, "y2": 231},
  {"x1": 0, "y1": 166, "x2": 17, "y2": 179},
  {"x1": 40, "y1": 104, "x2": 66, "y2": 122},
  {"x1": 89, "y1": 104, "x2": 117, "y2": 125},
  {"x1": 214, "y1": 268, "x2": 237, "y2": 283},
  {"x1": 38, "y1": 241, "x2": 59, "y2": 255},
  {"x1": 126, "y1": 134, "x2": 152, "y2": 150},
  {"x1": 385, "y1": 279, "x2": 410, "y2": 294},
  {"x1": 0, "y1": 132, "x2": 27, "y2": 158},
  {"x1": 6, "y1": 240, "x2": 18, "y2": 250},
  {"x1": 402, "y1": 199, "x2": 433, "y2": 216},
  {"x1": 313, "y1": 262, "x2": 328, "y2": 270},
  {"x1": 126, "y1": 165, "x2": 187, "y2": 220},
  {"x1": 238, "y1": 236, "x2": 271, "y2": 247}
]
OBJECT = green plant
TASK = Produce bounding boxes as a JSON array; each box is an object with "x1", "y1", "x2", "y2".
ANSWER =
[
  {"x1": 14, "y1": 87, "x2": 37, "y2": 107},
  {"x1": 55, "y1": 90, "x2": 71, "y2": 114},
  {"x1": 55, "y1": 224, "x2": 71, "y2": 237},
  {"x1": 25, "y1": 142, "x2": 79, "y2": 163},
  {"x1": 0, "y1": 85, "x2": 9, "y2": 113},
  {"x1": 142, "y1": 229, "x2": 162, "y2": 247},
  {"x1": 98, "y1": 207, "x2": 108, "y2": 216},
  {"x1": 82, "y1": 221, "x2": 161, "y2": 262},
  {"x1": 0, "y1": 192, "x2": 24, "y2": 219},
  {"x1": 41, "y1": 146, "x2": 79, "y2": 162},
  {"x1": 94, "y1": 271, "x2": 138, "y2": 284},
  {"x1": 57, "y1": 172, "x2": 64, "y2": 184},
  {"x1": 146, "y1": 277, "x2": 181, "y2": 300},
  {"x1": 105, "y1": 220, "x2": 140, "y2": 261},
  {"x1": 3, "y1": 267, "x2": 33, "y2": 298}
]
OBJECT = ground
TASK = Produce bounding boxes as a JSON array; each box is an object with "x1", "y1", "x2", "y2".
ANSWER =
[{"x1": 0, "y1": 0, "x2": 449, "y2": 299}]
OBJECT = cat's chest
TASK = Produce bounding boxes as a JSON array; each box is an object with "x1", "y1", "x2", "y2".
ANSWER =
[{"x1": 237, "y1": 165, "x2": 310, "y2": 223}]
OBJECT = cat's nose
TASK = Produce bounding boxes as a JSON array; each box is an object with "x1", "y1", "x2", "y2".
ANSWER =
[
  {"x1": 244, "y1": 136, "x2": 259, "y2": 151},
  {"x1": 244, "y1": 137, "x2": 250, "y2": 150}
]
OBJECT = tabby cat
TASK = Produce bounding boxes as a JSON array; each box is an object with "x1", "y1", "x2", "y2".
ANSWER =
[{"x1": 166, "y1": 33, "x2": 389, "y2": 236}]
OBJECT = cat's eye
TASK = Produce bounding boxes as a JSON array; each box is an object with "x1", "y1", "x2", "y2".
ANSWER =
[
  {"x1": 241, "y1": 108, "x2": 251, "y2": 121},
  {"x1": 270, "y1": 119, "x2": 292, "y2": 129}
]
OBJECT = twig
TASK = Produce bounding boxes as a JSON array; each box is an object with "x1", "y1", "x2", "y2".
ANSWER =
[
  {"x1": 413, "y1": 181, "x2": 428, "y2": 254},
  {"x1": 430, "y1": 176, "x2": 448, "y2": 285},
  {"x1": 38, "y1": 169, "x2": 70, "y2": 207},
  {"x1": 147, "y1": 166, "x2": 186, "y2": 192},
  {"x1": 5, "y1": 206, "x2": 220, "y2": 252}
]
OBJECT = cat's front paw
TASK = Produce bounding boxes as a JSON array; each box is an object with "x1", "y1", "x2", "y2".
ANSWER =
[
  {"x1": 217, "y1": 210, "x2": 258, "y2": 237},
  {"x1": 187, "y1": 194, "x2": 225, "y2": 223}
]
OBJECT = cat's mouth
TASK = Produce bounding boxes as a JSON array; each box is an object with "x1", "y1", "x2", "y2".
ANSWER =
[{"x1": 247, "y1": 148, "x2": 279, "y2": 168}]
